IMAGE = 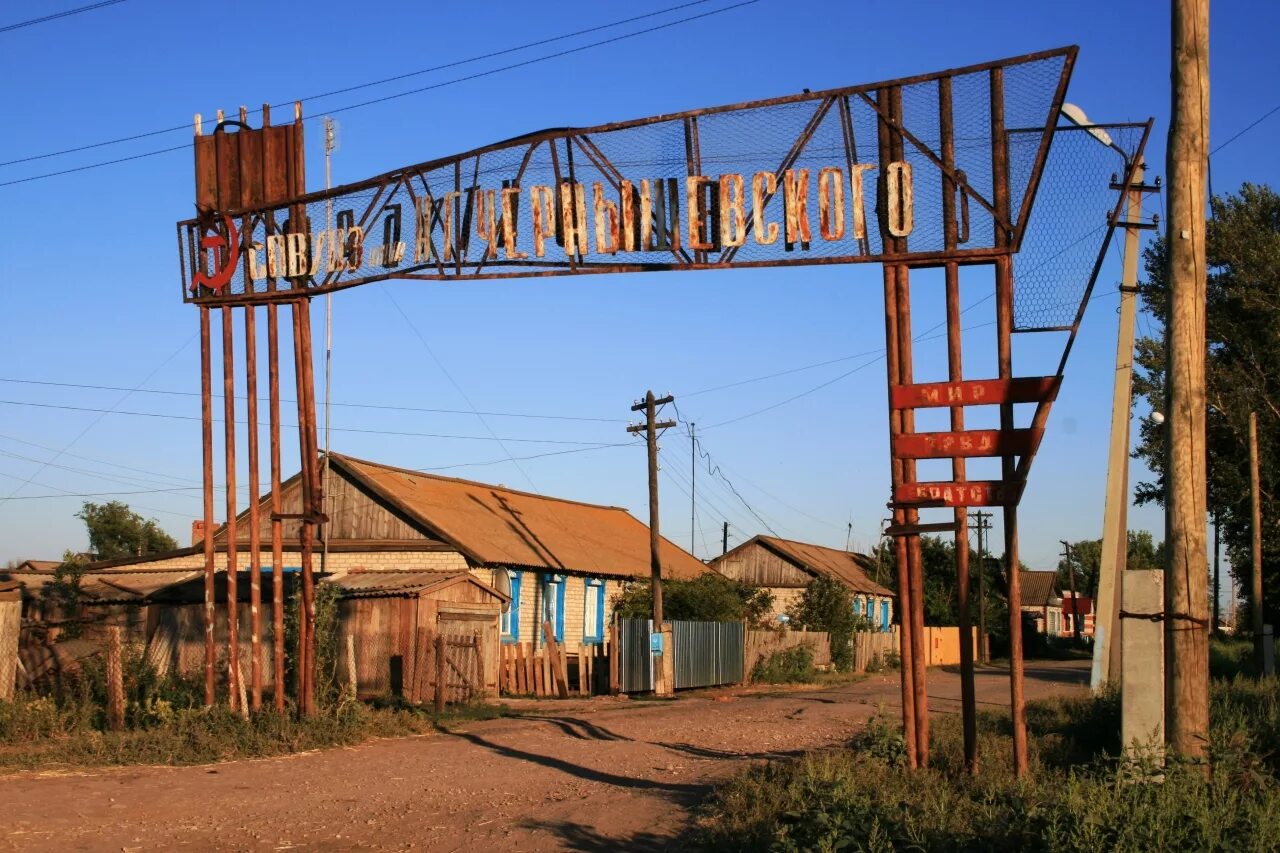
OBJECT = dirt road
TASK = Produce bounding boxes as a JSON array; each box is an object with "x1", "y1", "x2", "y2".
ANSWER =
[{"x1": 0, "y1": 661, "x2": 1089, "y2": 852}]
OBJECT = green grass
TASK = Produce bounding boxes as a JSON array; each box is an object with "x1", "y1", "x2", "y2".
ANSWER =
[
  {"x1": 700, "y1": 678, "x2": 1280, "y2": 852},
  {"x1": 0, "y1": 645, "x2": 510, "y2": 771},
  {"x1": 752, "y1": 646, "x2": 818, "y2": 684}
]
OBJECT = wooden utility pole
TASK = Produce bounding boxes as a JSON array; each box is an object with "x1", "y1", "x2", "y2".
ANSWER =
[
  {"x1": 628, "y1": 392, "x2": 675, "y2": 624},
  {"x1": 970, "y1": 512, "x2": 992, "y2": 662},
  {"x1": 1251, "y1": 412, "x2": 1265, "y2": 672},
  {"x1": 1061, "y1": 541, "x2": 1078, "y2": 638},
  {"x1": 722, "y1": 521, "x2": 729, "y2": 556},
  {"x1": 1164, "y1": 0, "x2": 1211, "y2": 763}
]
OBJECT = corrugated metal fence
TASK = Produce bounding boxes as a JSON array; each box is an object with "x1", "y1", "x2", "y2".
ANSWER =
[
  {"x1": 617, "y1": 618, "x2": 654, "y2": 693},
  {"x1": 672, "y1": 620, "x2": 744, "y2": 689}
]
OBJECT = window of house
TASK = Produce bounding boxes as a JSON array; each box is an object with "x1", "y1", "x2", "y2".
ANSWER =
[
  {"x1": 880, "y1": 600, "x2": 890, "y2": 633},
  {"x1": 500, "y1": 570, "x2": 521, "y2": 643},
  {"x1": 543, "y1": 573, "x2": 565, "y2": 642},
  {"x1": 583, "y1": 578, "x2": 605, "y2": 643}
]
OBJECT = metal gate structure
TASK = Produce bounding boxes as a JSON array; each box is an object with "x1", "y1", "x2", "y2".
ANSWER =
[
  {"x1": 179, "y1": 46, "x2": 1150, "y2": 775},
  {"x1": 616, "y1": 618, "x2": 654, "y2": 694},
  {"x1": 673, "y1": 620, "x2": 745, "y2": 689}
]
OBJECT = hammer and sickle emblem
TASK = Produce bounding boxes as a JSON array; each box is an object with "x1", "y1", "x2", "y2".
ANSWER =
[{"x1": 190, "y1": 213, "x2": 240, "y2": 295}]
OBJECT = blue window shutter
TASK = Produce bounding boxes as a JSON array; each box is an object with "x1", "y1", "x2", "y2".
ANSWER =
[
  {"x1": 505, "y1": 571, "x2": 522, "y2": 643},
  {"x1": 881, "y1": 600, "x2": 890, "y2": 632},
  {"x1": 555, "y1": 576, "x2": 565, "y2": 641},
  {"x1": 596, "y1": 582, "x2": 605, "y2": 642}
]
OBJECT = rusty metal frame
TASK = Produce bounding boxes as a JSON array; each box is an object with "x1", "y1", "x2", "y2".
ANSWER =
[{"x1": 180, "y1": 48, "x2": 1147, "y2": 779}]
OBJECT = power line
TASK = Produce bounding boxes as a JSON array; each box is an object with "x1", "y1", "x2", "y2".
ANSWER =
[
  {"x1": 0, "y1": 0, "x2": 125, "y2": 34},
  {"x1": 0, "y1": 377, "x2": 624, "y2": 423},
  {"x1": 0, "y1": 0, "x2": 719, "y2": 168},
  {"x1": 0, "y1": 398, "x2": 619, "y2": 446},
  {"x1": 1211, "y1": 103, "x2": 1280, "y2": 156},
  {"x1": 0, "y1": 0, "x2": 762, "y2": 187}
]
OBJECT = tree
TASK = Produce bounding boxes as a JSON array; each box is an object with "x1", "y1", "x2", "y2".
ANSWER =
[
  {"x1": 611, "y1": 573, "x2": 773, "y2": 625},
  {"x1": 787, "y1": 576, "x2": 866, "y2": 671},
  {"x1": 42, "y1": 550, "x2": 89, "y2": 638},
  {"x1": 1056, "y1": 531, "x2": 1165, "y2": 597},
  {"x1": 1132, "y1": 183, "x2": 1280, "y2": 628},
  {"x1": 77, "y1": 501, "x2": 178, "y2": 561}
]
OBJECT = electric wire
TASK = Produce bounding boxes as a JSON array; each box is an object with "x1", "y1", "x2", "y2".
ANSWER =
[
  {"x1": 0, "y1": 0, "x2": 763, "y2": 187},
  {"x1": 0, "y1": 0, "x2": 125, "y2": 34},
  {"x1": 0, "y1": 0, "x2": 722, "y2": 168}
]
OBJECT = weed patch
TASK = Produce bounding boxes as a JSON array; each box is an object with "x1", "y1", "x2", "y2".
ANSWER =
[{"x1": 701, "y1": 678, "x2": 1280, "y2": 851}]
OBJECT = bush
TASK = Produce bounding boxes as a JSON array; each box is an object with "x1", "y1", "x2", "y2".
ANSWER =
[
  {"x1": 787, "y1": 577, "x2": 867, "y2": 671},
  {"x1": 612, "y1": 574, "x2": 773, "y2": 625},
  {"x1": 701, "y1": 678, "x2": 1280, "y2": 851},
  {"x1": 751, "y1": 646, "x2": 817, "y2": 684}
]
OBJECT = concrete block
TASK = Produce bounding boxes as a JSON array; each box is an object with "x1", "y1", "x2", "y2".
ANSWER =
[{"x1": 1121, "y1": 570, "x2": 1164, "y2": 765}]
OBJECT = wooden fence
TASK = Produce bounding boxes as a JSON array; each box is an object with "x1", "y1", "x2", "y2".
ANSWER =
[
  {"x1": 499, "y1": 637, "x2": 612, "y2": 697},
  {"x1": 852, "y1": 628, "x2": 900, "y2": 672},
  {"x1": 745, "y1": 628, "x2": 832, "y2": 679}
]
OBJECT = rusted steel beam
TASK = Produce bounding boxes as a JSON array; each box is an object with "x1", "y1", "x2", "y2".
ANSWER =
[
  {"x1": 180, "y1": 47, "x2": 1077, "y2": 224},
  {"x1": 890, "y1": 376, "x2": 1060, "y2": 409},
  {"x1": 200, "y1": 306, "x2": 216, "y2": 707},
  {"x1": 885, "y1": 521, "x2": 959, "y2": 537},
  {"x1": 876, "y1": 85, "x2": 917, "y2": 770},
  {"x1": 991, "y1": 63, "x2": 1028, "y2": 779},
  {"x1": 894, "y1": 480, "x2": 1015, "y2": 508},
  {"x1": 892, "y1": 428, "x2": 1041, "y2": 459},
  {"x1": 267, "y1": 302, "x2": 285, "y2": 712},
  {"x1": 290, "y1": 297, "x2": 319, "y2": 715},
  {"x1": 245, "y1": 304, "x2": 262, "y2": 712},
  {"x1": 221, "y1": 305, "x2": 241, "y2": 712}
]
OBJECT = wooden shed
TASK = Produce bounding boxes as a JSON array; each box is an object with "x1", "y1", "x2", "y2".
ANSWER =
[{"x1": 328, "y1": 571, "x2": 507, "y2": 702}]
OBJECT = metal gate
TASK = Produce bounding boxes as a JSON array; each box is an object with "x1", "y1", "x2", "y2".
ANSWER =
[
  {"x1": 673, "y1": 621, "x2": 745, "y2": 689},
  {"x1": 616, "y1": 619, "x2": 654, "y2": 693}
]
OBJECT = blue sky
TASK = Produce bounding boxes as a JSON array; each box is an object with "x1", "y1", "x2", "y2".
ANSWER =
[{"x1": 0, "y1": 0, "x2": 1276, "y2": 590}]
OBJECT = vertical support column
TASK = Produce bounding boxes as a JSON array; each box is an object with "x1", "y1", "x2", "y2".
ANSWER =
[
  {"x1": 245, "y1": 305, "x2": 262, "y2": 712},
  {"x1": 876, "y1": 86, "x2": 917, "y2": 768},
  {"x1": 940, "y1": 75, "x2": 977, "y2": 773},
  {"x1": 268, "y1": 302, "x2": 286, "y2": 711},
  {"x1": 292, "y1": 297, "x2": 320, "y2": 714},
  {"x1": 888, "y1": 84, "x2": 929, "y2": 768},
  {"x1": 991, "y1": 63, "x2": 1027, "y2": 777},
  {"x1": 222, "y1": 305, "x2": 241, "y2": 712},
  {"x1": 200, "y1": 306, "x2": 216, "y2": 706}
]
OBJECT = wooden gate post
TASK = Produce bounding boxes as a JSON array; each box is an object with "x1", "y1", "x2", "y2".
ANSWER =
[
  {"x1": 434, "y1": 633, "x2": 446, "y2": 713},
  {"x1": 106, "y1": 627, "x2": 125, "y2": 732},
  {"x1": 0, "y1": 585, "x2": 19, "y2": 701}
]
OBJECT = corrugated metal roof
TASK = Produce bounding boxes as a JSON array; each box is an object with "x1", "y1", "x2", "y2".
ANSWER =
[
  {"x1": 325, "y1": 570, "x2": 507, "y2": 600},
  {"x1": 79, "y1": 571, "x2": 202, "y2": 602},
  {"x1": 1019, "y1": 571, "x2": 1060, "y2": 606},
  {"x1": 330, "y1": 453, "x2": 709, "y2": 581},
  {"x1": 754, "y1": 536, "x2": 894, "y2": 597}
]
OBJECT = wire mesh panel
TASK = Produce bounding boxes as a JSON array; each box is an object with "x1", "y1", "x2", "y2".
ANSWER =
[
  {"x1": 181, "y1": 48, "x2": 1077, "y2": 303},
  {"x1": 673, "y1": 620, "x2": 745, "y2": 689},
  {"x1": 617, "y1": 618, "x2": 654, "y2": 693}
]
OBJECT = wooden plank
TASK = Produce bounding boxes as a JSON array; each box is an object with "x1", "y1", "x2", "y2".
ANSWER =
[
  {"x1": 892, "y1": 428, "x2": 1040, "y2": 459},
  {"x1": 893, "y1": 480, "x2": 1016, "y2": 508},
  {"x1": 533, "y1": 653, "x2": 544, "y2": 696},
  {"x1": 890, "y1": 376, "x2": 1060, "y2": 409},
  {"x1": 542, "y1": 621, "x2": 570, "y2": 699}
]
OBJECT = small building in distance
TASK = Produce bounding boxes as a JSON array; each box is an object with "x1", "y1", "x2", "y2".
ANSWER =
[
  {"x1": 1019, "y1": 571, "x2": 1093, "y2": 638},
  {"x1": 708, "y1": 535, "x2": 895, "y2": 631}
]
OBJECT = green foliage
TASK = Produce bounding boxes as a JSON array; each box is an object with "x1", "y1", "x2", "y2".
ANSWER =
[
  {"x1": 1210, "y1": 636, "x2": 1256, "y2": 679},
  {"x1": 77, "y1": 500, "x2": 179, "y2": 561},
  {"x1": 787, "y1": 577, "x2": 865, "y2": 672},
  {"x1": 751, "y1": 646, "x2": 817, "y2": 684},
  {"x1": 1056, "y1": 532, "x2": 1165, "y2": 598},
  {"x1": 41, "y1": 550, "x2": 89, "y2": 638},
  {"x1": 312, "y1": 582, "x2": 346, "y2": 709},
  {"x1": 1132, "y1": 183, "x2": 1280, "y2": 626},
  {"x1": 874, "y1": 537, "x2": 1012, "y2": 634},
  {"x1": 611, "y1": 573, "x2": 773, "y2": 625},
  {"x1": 702, "y1": 678, "x2": 1280, "y2": 852}
]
